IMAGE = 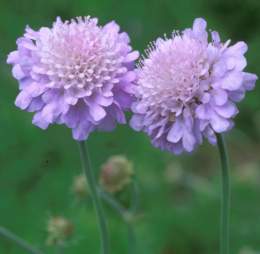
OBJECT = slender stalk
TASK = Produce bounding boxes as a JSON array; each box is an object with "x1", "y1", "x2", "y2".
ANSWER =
[
  {"x1": 98, "y1": 189, "x2": 127, "y2": 217},
  {"x1": 0, "y1": 226, "x2": 44, "y2": 254},
  {"x1": 128, "y1": 179, "x2": 139, "y2": 254},
  {"x1": 216, "y1": 134, "x2": 230, "y2": 254},
  {"x1": 56, "y1": 243, "x2": 65, "y2": 254},
  {"x1": 78, "y1": 141, "x2": 109, "y2": 254},
  {"x1": 130, "y1": 179, "x2": 139, "y2": 214},
  {"x1": 127, "y1": 224, "x2": 136, "y2": 254},
  {"x1": 98, "y1": 188, "x2": 137, "y2": 254}
]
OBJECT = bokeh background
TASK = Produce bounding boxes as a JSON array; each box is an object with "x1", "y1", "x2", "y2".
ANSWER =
[{"x1": 0, "y1": 0, "x2": 260, "y2": 253}]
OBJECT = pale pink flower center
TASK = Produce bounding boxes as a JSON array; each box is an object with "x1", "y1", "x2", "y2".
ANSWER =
[
  {"x1": 138, "y1": 35, "x2": 209, "y2": 113},
  {"x1": 35, "y1": 18, "x2": 125, "y2": 92}
]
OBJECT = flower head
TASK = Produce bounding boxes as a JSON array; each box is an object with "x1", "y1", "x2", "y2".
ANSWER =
[
  {"x1": 7, "y1": 17, "x2": 139, "y2": 140},
  {"x1": 131, "y1": 18, "x2": 257, "y2": 154},
  {"x1": 100, "y1": 155, "x2": 134, "y2": 193}
]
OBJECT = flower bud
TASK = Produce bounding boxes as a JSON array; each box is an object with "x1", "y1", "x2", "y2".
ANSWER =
[
  {"x1": 46, "y1": 216, "x2": 74, "y2": 246},
  {"x1": 100, "y1": 155, "x2": 134, "y2": 193},
  {"x1": 72, "y1": 174, "x2": 88, "y2": 199}
]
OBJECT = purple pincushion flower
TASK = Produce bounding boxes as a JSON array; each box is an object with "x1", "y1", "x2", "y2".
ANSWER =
[
  {"x1": 7, "y1": 17, "x2": 139, "y2": 140},
  {"x1": 130, "y1": 18, "x2": 257, "y2": 154}
]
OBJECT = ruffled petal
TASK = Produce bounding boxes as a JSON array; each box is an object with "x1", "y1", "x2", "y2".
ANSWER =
[
  {"x1": 12, "y1": 65, "x2": 26, "y2": 80},
  {"x1": 167, "y1": 119, "x2": 183, "y2": 143},
  {"x1": 209, "y1": 111, "x2": 231, "y2": 133},
  {"x1": 212, "y1": 89, "x2": 228, "y2": 106},
  {"x1": 32, "y1": 111, "x2": 49, "y2": 129},
  {"x1": 216, "y1": 72, "x2": 243, "y2": 91},
  {"x1": 243, "y1": 72, "x2": 258, "y2": 91},
  {"x1": 15, "y1": 91, "x2": 32, "y2": 110},
  {"x1": 214, "y1": 101, "x2": 238, "y2": 118},
  {"x1": 88, "y1": 103, "x2": 106, "y2": 122},
  {"x1": 182, "y1": 130, "x2": 196, "y2": 152},
  {"x1": 130, "y1": 114, "x2": 144, "y2": 131}
]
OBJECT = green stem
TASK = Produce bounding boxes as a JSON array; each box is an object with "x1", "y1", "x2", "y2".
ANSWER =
[
  {"x1": 130, "y1": 179, "x2": 139, "y2": 214},
  {"x1": 78, "y1": 141, "x2": 109, "y2": 254},
  {"x1": 98, "y1": 189, "x2": 127, "y2": 217},
  {"x1": 56, "y1": 243, "x2": 65, "y2": 254},
  {"x1": 98, "y1": 189, "x2": 137, "y2": 254},
  {"x1": 0, "y1": 226, "x2": 44, "y2": 254},
  {"x1": 127, "y1": 224, "x2": 136, "y2": 254},
  {"x1": 216, "y1": 134, "x2": 230, "y2": 254}
]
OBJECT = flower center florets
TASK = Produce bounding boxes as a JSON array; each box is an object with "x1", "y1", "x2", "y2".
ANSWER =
[
  {"x1": 35, "y1": 17, "x2": 124, "y2": 91},
  {"x1": 138, "y1": 34, "x2": 209, "y2": 112}
]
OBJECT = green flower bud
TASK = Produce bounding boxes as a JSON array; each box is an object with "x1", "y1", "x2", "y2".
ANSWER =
[
  {"x1": 46, "y1": 216, "x2": 73, "y2": 246},
  {"x1": 72, "y1": 174, "x2": 88, "y2": 199},
  {"x1": 100, "y1": 155, "x2": 134, "y2": 193}
]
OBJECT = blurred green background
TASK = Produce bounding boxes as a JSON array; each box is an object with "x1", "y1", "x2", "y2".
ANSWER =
[{"x1": 0, "y1": 0, "x2": 260, "y2": 253}]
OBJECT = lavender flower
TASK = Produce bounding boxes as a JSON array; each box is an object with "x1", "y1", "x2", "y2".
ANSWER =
[
  {"x1": 7, "y1": 17, "x2": 139, "y2": 140},
  {"x1": 130, "y1": 18, "x2": 257, "y2": 154}
]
